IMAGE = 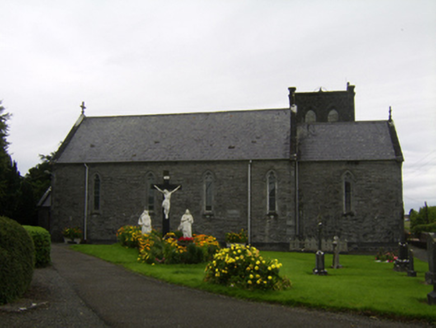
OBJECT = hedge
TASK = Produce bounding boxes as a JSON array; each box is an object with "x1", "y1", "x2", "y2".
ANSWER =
[
  {"x1": 411, "y1": 222, "x2": 436, "y2": 235},
  {"x1": 23, "y1": 225, "x2": 51, "y2": 268},
  {"x1": 0, "y1": 217, "x2": 35, "y2": 304}
]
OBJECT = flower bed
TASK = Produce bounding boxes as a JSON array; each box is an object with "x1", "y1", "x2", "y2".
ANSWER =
[
  {"x1": 204, "y1": 244, "x2": 291, "y2": 291},
  {"x1": 375, "y1": 248, "x2": 398, "y2": 263},
  {"x1": 62, "y1": 227, "x2": 82, "y2": 241},
  {"x1": 225, "y1": 229, "x2": 248, "y2": 244},
  {"x1": 116, "y1": 226, "x2": 220, "y2": 265}
]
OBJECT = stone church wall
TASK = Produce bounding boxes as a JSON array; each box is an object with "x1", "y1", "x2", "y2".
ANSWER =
[
  {"x1": 297, "y1": 160, "x2": 403, "y2": 251},
  {"x1": 51, "y1": 160, "x2": 295, "y2": 246}
]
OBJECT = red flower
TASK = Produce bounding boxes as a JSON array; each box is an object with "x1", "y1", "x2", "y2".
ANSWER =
[{"x1": 178, "y1": 237, "x2": 194, "y2": 242}]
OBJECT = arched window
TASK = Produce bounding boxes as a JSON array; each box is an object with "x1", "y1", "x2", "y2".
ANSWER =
[
  {"x1": 328, "y1": 109, "x2": 339, "y2": 122},
  {"x1": 146, "y1": 172, "x2": 155, "y2": 212},
  {"x1": 93, "y1": 174, "x2": 101, "y2": 211},
  {"x1": 267, "y1": 171, "x2": 277, "y2": 213},
  {"x1": 305, "y1": 110, "x2": 316, "y2": 123},
  {"x1": 204, "y1": 171, "x2": 214, "y2": 212},
  {"x1": 343, "y1": 171, "x2": 354, "y2": 214}
]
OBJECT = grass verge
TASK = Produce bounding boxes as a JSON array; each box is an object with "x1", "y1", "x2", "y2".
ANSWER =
[{"x1": 70, "y1": 243, "x2": 435, "y2": 323}]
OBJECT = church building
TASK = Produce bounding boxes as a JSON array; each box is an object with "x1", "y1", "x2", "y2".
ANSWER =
[{"x1": 50, "y1": 84, "x2": 404, "y2": 251}]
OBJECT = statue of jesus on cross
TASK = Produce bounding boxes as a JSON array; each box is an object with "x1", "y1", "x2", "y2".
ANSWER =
[{"x1": 154, "y1": 185, "x2": 181, "y2": 220}]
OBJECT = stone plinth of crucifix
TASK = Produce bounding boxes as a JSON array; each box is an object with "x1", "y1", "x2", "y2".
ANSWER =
[{"x1": 154, "y1": 172, "x2": 182, "y2": 236}]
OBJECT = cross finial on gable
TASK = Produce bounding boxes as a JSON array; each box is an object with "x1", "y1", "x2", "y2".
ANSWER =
[
  {"x1": 80, "y1": 101, "x2": 86, "y2": 115},
  {"x1": 389, "y1": 106, "x2": 392, "y2": 121}
]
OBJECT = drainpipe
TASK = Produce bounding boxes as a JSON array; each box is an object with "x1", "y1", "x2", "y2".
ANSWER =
[
  {"x1": 84, "y1": 163, "x2": 89, "y2": 242},
  {"x1": 289, "y1": 87, "x2": 299, "y2": 237},
  {"x1": 248, "y1": 160, "x2": 252, "y2": 245},
  {"x1": 295, "y1": 159, "x2": 299, "y2": 237}
]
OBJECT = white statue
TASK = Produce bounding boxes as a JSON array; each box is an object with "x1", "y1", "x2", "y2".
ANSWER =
[
  {"x1": 154, "y1": 185, "x2": 181, "y2": 219},
  {"x1": 138, "y1": 209, "x2": 152, "y2": 234},
  {"x1": 178, "y1": 209, "x2": 194, "y2": 238}
]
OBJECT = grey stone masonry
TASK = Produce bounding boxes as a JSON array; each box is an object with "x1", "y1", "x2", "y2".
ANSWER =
[{"x1": 51, "y1": 159, "x2": 295, "y2": 246}]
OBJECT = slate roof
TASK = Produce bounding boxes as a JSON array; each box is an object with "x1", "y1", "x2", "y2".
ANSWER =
[
  {"x1": 55, "y1": 109, "x2": 291, "y2": 163},
  {"x1": 55, "y1": 109, "x2": 402, "y2": 164},
  {"x1": 297, "y1": 121, "x2": 403, "y2": 161}
]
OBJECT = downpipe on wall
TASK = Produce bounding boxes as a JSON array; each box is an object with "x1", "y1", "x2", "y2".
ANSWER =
[
  {"x1": 248, "y1": 160, "x2": 252, "y2": 245},
  {"x1": 84, "y1": 163, "x2": 89, "y2": 242}
]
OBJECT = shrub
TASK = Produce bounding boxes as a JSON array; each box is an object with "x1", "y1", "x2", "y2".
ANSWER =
[
  {"x1": 204, "y1": 244, "x2": 291, "y2": 291},
  {"x1": 411, "y1": 222, "x2": 436, "y2": 235},
  {"x1": 23, "y1": 225, "x2": 51, "y2": 268},
  {"x1": 0, "y1": 217, "x2": 35, "y2": 304},
  {"x1": 116, "y1": 225, "x2": 143, "y2": 248},
  {"x1": 410, "y1": 204, "x2": 436, "y2": 235}
]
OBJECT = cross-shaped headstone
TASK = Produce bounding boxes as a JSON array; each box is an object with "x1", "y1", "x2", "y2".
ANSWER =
[{"x1": 153, "y1": 171, "x2": 182, "y2": 236}]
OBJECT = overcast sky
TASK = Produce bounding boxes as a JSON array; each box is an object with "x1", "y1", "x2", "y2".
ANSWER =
[{"x1": 1, "y1": 0, "x2": 435, "y2": 213}]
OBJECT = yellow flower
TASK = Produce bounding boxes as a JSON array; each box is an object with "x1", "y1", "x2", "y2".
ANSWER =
[
  {"x1": 268, "y1": 266, "x2": 271, "y2": 271},
  {"x1": 271, "y1": 264, "x2": 276, "y2": 269},
  {"x1": 256, "y1": 274, "x2": 260, "y2": 278},
  {"x1": 268, "y1": 276, "x2": 272, "y2": 280},
  {"x1": 249, "y1": 274, "x2": 254, "y2": 279},
  {"x1": 248, "y1": 280, "x2": 252, "y2": 284},
  {"x1": 256, "y1": 260, "x2": 260, "y2": 265},
  {"x1": 255, "y1": 266, "x2": 259, "y2": 270}
]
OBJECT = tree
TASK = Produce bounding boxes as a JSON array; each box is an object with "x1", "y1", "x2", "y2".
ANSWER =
[
  {"x1": 409, "y1": 202, "x2": 436, "y2": 235},
  {"x1": 24, "y1": 153, "x2": 53, "y2": 203},
  {"x1": 0, "y1": 101, "x2": 23, "y2": 221}
]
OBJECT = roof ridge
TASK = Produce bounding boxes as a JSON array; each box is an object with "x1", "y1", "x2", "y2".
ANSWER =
[{"x1": 84, "y1": 108, "x2": 289, "y2": 119}]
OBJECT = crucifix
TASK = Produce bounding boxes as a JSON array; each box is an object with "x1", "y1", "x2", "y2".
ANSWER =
[
  {"x1": 80, "y1": 101, "x2": 86, "y2": 115},
  {"x1": 154, "y1": 171, "x2": 182, "y2": 236}
]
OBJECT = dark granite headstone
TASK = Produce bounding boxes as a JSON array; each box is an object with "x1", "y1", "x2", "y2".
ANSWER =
[
  {"x1": 393, "y1": 242, "x2": 409, "y2": 272},
  {"x1": 425, "y1": 233, "x2": 436, "y2": 285},
  {"x1": 407, "y1": 249, "x2": 416, "y2": 277},
  {"x1": 313, "y1": 222, "x2": 328, "y2": 275}
]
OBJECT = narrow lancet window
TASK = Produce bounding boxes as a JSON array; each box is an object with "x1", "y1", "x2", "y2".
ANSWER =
[
  {"x1": 146, "y1": 173, "x2": 155, "y2": 212},
  {"x1": 305, "y1": 110, "x2": 316, "y2": 123},
  {"x1": 204, "y1": 171, "x2": 214, "y2": 212},
  {"x1": 328, "y1": 109, "x2": 339, "y2": 122},
  {"x1": 267, "y1": 171, "x2": 277, "y2": 213},
  {"x1": 343, "y1": 171, "x2": 354, "y2": 214}
]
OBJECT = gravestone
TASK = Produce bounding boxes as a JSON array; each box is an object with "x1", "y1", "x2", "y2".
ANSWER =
[
  {"x1": 426, "y1": 233, "x2": 436, "y2": 305},
  {"x1": 331, "y1": 236, "x2": 343, "y2": 269},
  {"x1": 153, "y1": 171, "x2": 182, "y2": 236},
  {"x1": 425, "y1": 233, "x2": 436, "y2": 285},
  {"x1": 407, "y1": 249, "x2": 416, "y2": 277},
  {"x1": 393, "y1": 231, "x2": 409, "y2": 272},
  {"x1": 313, "y1": 222, "x2": 327, "y2": 275}
]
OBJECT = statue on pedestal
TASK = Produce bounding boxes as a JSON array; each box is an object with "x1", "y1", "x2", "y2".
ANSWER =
[
  {"x1": 138, "y1": 209, "x2": 152, "y2": 234},
  {"x1": 178, "y1": 209, "x2": 194, "y2": 238}
]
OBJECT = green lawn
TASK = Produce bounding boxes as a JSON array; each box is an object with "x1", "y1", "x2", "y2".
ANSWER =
[{"x1": 70, "y1": 243, "x2": 435, "y2": 323}]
